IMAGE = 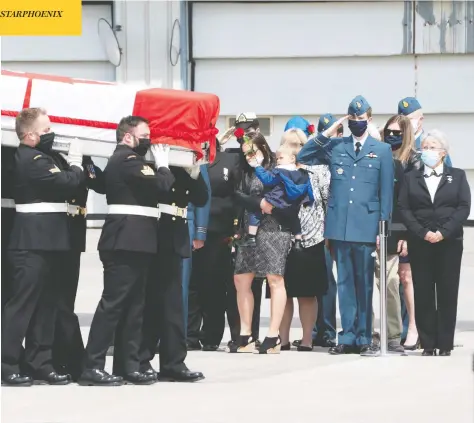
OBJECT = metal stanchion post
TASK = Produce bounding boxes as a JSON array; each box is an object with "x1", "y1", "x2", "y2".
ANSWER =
[{"x1": 378, "y1": 220, "x2": 388, "y2": 357}]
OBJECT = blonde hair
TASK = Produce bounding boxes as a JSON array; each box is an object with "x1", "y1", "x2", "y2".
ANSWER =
[
  {"x1": 15, "y1": 107, "x2": 47, "y2": 140},
  {"x1": 277, "y1": 144, "x2": 297, "y2": 159},
  {"x1": 382, "y1": 114, "x2": 415, "y2": 164},
  {"x1": 280, "y1": 128, "x2": 307, "y2": 153}
]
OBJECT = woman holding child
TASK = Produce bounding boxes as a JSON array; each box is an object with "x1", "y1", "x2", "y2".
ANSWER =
[{"x1": 227, "y1": 132, "x2": 293, "y2": 354}]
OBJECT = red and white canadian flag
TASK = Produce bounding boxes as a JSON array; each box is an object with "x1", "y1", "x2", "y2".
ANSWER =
[{"x1": 1, "y1": 70, "x2": 219, "y2": 161}]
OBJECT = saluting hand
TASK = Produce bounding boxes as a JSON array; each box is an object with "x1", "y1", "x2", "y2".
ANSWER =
[{"x1": 323, "y1": 115, "x2": 350, "y2": 138}]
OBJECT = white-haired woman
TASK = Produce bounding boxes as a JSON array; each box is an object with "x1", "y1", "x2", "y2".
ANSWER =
[
  {"x1": 277, "y1": 127, "x2": 330, "y2": 351},
  {"x1": 398, "y1": 130, "x2": 471, "y2": 356}
]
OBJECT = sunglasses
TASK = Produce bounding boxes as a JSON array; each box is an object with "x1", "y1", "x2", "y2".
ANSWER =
[{"x1": 384, "y1": 129, "x2": 403, "y2": 137}]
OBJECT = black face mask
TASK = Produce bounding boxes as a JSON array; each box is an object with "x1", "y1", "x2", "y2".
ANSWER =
[
  {"x1": 36, "y1": 132, "x2": 55, "y2": 154},
  {"x1": 385, "y1": 134, "x2": 403, "y2": 151},
  {"x1": 133, "y1": 138, "x2": 151, "y2": 156}
]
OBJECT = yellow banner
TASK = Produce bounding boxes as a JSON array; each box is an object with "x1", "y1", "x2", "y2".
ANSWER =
[{"x1": 0, "y1": 0, "x2": 82, "y2": 36}]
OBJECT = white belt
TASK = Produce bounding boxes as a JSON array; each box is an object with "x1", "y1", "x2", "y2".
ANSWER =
[
  {"x1": 1, "y1": 198, "x2": 15, "y2": 209},
  {"x1": 107, "y1": 204, "x2": 160, "y2": 218},
  {"x1": 158, "y1": 203, "x2": 187, "y2": 219},
  {"x1": 15, "y1": 202, "x2": 84, "y2": 216}
]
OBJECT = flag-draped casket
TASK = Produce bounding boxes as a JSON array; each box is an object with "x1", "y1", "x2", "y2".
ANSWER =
[{"x1": 0, "y1": 70, "x2": 220, "y2": 165}]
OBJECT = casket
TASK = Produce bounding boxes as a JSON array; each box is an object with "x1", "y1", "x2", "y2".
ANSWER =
[{"x1": 0, "y1": 70, "x2": 220, "y2": 166}]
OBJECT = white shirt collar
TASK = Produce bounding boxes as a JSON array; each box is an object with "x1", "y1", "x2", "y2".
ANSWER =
[
  {"x1": 352, "y1": 131, "x2": 368, "y2": 147},
  {"x1": 424, "y1": 163, "x2": 444, "y2": 176},
  {"x1": 276, "y1": 164, "x2": 297, "y2": 171}
]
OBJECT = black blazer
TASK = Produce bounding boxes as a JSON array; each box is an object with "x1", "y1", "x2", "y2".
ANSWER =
[
  {"x1": 207, "y1": 150, "x2": 241, "y2": 236},
  {"x1": 398, "y1": 165, "x2": 471, "y2": 241}
]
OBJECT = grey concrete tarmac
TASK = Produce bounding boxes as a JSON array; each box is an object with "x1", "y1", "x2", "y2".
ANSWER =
[{"x1": 2, "y1": 228, "x2": 474, "y2": 423}]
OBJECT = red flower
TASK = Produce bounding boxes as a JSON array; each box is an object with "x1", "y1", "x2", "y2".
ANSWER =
[
  {"x1": 307, "y1": 124, "x2": 315, "y2": 135},
  {"x1": 234, "y1": 128, "x2": 245, "y2": 138}
]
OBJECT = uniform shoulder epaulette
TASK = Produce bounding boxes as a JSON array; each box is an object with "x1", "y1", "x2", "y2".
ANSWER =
[
  {"x1": 126, "y1": 154, "x2": 137, "y2": 160},
  {"x1": 33, "y1": 154, "x2": 42, "y2": 160}
]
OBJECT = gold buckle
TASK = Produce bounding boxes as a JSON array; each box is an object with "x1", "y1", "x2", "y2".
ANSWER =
[
  {"x1": 79, "y1": 207, "x2": 87, "y2": 216},
  {"x1": 175, "y1": 207, "x2": 186, "y2": 218}
]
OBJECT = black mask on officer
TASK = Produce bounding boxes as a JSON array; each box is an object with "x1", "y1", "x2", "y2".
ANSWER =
[
  {"x1": 133, "y1": 137, "x2": 151, "y2": 156},
  {"x1": 35, "y1": 132, "x2": 55, "y2": 154}
]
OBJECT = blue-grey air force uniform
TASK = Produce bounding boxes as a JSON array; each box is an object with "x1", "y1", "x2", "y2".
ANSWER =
[{"x1": 297, "y1": 96, "x2": 394, "y2": 347}]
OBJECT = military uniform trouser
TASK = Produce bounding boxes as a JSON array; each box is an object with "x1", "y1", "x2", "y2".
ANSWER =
[
  {"x1": 2, "y1": 250, "x2": 63, "y2": 377},
  {"x1": 85, "y1": 251, "x2": 152, "y2": 374},
  {"x1": 52, "y1": 251, "x2": 84, "y2": 378}
]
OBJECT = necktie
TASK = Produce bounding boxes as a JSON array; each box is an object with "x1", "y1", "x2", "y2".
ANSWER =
[
  {"x1": 424, "y1": 171, "x2": 442, "y2": 178},
  {"x1": 355, "y1": 142, "x2": 362, "y2": 156}
]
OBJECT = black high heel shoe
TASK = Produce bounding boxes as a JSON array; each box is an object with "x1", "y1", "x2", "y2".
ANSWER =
[
  {"x1": 254, "y1": 336, "x2": 281, "y2": 354},
  {"x1": 404, "y1": 336, "x2": 421, "y2": 351},
  {"x1": 226, "y1": 335, "x2": 256, "y2": 353}
]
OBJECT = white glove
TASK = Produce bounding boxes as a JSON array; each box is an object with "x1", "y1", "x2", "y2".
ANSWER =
[
  {"x1": 185, "y1": 165, "x2": 200, "y2": 180},
  {"x1": 151, "y1": 144, "x2": 170, "y2": 169},
  {"x1": 67, "y1": 138, "x2": 83, "y2": 170}
]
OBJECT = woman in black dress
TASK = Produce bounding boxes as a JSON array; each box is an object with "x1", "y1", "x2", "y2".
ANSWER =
[{"x1": 277, "y1": 128, "x2": 330, "y2": 351}]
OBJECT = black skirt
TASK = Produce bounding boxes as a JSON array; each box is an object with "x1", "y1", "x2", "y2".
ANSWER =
[{"x1": 284, "y1": 241, "x2": 328, "y2": 298}]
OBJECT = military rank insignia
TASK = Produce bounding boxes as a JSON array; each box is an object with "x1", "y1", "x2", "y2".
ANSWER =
[
  {"x1": 336, "y1": 168, "x2": 344, "y2": 175},
  {"x1": 49, "y1": 165, "x2": 61, "y2": 173},
  {"x1": 141, "y1": 165, "x2": 155, "y2": 176}
]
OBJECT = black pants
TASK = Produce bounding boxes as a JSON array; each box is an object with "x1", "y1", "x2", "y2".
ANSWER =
[
  {"x1": 1, "y1": 241, "x2": 11, "y2": 312},
  {"x1": 408, "y1": 237, "x2": 463, "y2": 351},
  {"x1": 2, "y1": 250, "x2": 60, "y2": 377},
  {"x1": 52, "y1": 251, "x2": 84, "y2": 378},
  {"x1": 84, "y1": 251, "x2": 152, "y2": 374},
  {"x1": 138, "y1": 249, "x2": 187, "y2": 373},
  {"x1": 187, "y1": 233, "x2": 232, "y2": 346}
]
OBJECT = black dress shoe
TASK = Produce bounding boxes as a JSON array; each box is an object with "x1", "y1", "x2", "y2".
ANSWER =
[
  {"x1": 35, "y1": 371, "x2": 71, "y2": 385},
  {"x1": 329, "y1": 344, "x2": 355, "y2": 355},
  {"x1": 123, "y1": 371, "x2": 156, "y2": 385},
  {"x1": 158, "y1": 369, "x2": 205, "y2": 383},
  {"x1": 313, "y1": 338, "x2": 337, "y2": 348},
  {"x1": 143, "y1": 368, "x2": 158, "y2": 379},
  {"x1": 422, "y1": 349, "x2": 437, "y2": 356},
  {"x1": 439, "y1": 350, "x2": 451, "y2": 356},
  {"x1": 202, "y1": 345, "x2": 219, "y2": 351},
  {"x1": 78, "y1": 369, "x2": 123, "y2": 386},
  {"x1": 186, "y1": 341, "x2": 202, "y2": 351},
  {"x1": 360, "y1": 344, "x2": 380, "y2": 357},
  {"x1": 1, "y1": 374, "x2": 33, "y2": 387}
]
